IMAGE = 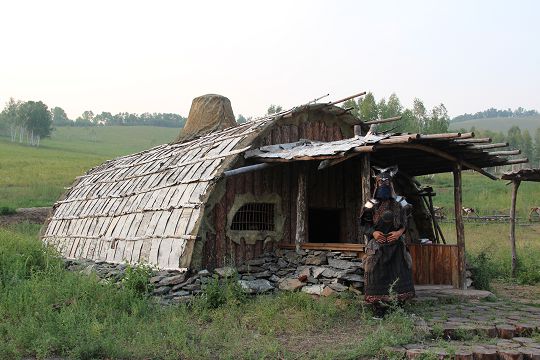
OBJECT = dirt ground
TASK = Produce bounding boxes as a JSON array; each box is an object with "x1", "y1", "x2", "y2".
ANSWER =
[
  {"x1": 492, "y1": 280, "x2": 540, "y2": 305},
  {"x1": 0, "y1": 207, "x2": 51, "y2": 227}
]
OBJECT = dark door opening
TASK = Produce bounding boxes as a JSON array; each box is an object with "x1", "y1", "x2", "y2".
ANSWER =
[{"x1": 308, "y1": 208, "x2": 341, "y2": 243}]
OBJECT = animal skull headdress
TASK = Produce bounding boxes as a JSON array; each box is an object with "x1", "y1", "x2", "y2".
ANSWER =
[{"x1": 372, "y1": 165, "x2": 398, "y2": 198}]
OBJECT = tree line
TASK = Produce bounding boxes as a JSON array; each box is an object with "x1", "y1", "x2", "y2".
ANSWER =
[
  {"x1": 342, "y1": 92, "x2": 451, "y2": 134},
  {"x1": 51, "y1": 107, "x2": 186, "y2": 128},
  {"x1": 452, "y1": 107, "x2": 539, "y2": 123}
]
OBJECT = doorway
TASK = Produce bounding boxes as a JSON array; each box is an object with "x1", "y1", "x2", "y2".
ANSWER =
[{"x1": 308, "y1": 208, "x2": 341, "y2": 243}]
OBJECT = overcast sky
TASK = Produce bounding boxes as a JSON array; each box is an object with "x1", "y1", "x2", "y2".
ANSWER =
[{"x1": 1, "y1": 0, "x2": 538, "y2": 120}]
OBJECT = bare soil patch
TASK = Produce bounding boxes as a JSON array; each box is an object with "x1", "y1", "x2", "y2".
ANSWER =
[
  {"x1": 492, "y1": 281, "x2": 540, "y2": 305},
  {"x1": 0, "y1": 207, "x2": 50, "y2": 227}
]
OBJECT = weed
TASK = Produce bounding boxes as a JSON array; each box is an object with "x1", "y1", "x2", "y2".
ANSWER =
[
  {"x1": 120, "y1": 263, "x2": 155, "y2": 297},
  {"x1": 0, "y1": 206, "x2": 16, "y2": 215},
  {"x1": 466, "y1": 251, "x2": 494, "y2": 290},
  {"x1": 194, "y1": 274, "x2": 247, "y2": 310}
]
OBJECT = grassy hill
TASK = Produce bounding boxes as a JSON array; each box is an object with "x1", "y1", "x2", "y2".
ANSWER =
[
  {"x1": 0, "y1": 126, "x2": 177, "y2": 208},
  {"x1": 450, "y1": 115, "x2": 540, "y2": 133}
]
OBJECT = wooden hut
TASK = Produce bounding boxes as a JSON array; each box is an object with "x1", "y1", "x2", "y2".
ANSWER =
[{"x1": 41, "y1": 93, "x2": 525, "y2": 289}]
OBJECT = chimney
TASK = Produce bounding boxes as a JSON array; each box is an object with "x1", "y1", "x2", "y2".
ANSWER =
[{"x1": 175, "y1": 94, "x2": 236, "y2": 142}]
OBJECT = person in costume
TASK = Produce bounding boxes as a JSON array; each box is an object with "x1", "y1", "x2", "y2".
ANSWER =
[{"x1": 360, "y1": 165, "x2": 415, "y2": 314}]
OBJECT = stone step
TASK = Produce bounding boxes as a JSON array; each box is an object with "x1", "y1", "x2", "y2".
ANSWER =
[{"x1": 385, "y1": 339, "x2": 540, "y2": 359}]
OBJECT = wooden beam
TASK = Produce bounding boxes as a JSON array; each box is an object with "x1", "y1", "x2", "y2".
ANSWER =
[
  {"x1": 327, "y1": 91, "x2": 366, "y2": 106},
  {"x1": 453, "y1": 164, "x2": 467, "y2": 290},
  {"x1": 359, "y1": 153, "x2": 371, "y2": 244},
  {"x1": 501, "y1": 158, "x2": 529, "y2": 165},
  {"x1": 473, "y1": 142, "x2": 509, "y2": 150},
  {"x1": 378, "y1": 134, "x2": 420, "y2": 144},
  {"x1": 373, "y1": 143, "x2": 498, "y2": 180},
  {"x1": 418, "y1": 132, "x2": 462, "y2": 140},
  {"x1": 488, "y1": 150, "x2": 521, "y2": 156},
  {"x1": 223, "y1": 163, "x2": 277, "y2": 177},
  {"x1": 295, "y1": 165, "x2": 308, "y2": 253},
  {"x1": 454, "y1": 137, "x2": 492, "y2": 144},
  {"x1": 509, "y1": 179, "x2": 520, "y2": 277},
  {"x1": 363, "y1": 116, "x2": 402, "y2": 125}
]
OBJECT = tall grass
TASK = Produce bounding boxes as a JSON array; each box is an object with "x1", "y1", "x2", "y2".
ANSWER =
[
  {"x1": 441, "y1": 222, "x2": 540, "y2": 285},
  {"x1": 0, "y1": 226, "x2": 421, "y2": 359}
]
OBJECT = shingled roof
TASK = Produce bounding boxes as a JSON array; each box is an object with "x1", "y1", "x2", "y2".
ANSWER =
[{"x1": 42, "y1": 116, "x2": 273, "y2": 270}]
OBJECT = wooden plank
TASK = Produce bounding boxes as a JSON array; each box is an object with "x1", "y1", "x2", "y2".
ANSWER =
[
  {"x1": 168, "y1": 238, "x2": 186, "y2": 269},
  {"x1": 131, "y1": 239, "x2": 144, "y2": 263},
  {"x1": 123, "y1": 240, "x2": 135, "y2": 264},
  {"x1": 157, "y1": 238, "x2": 174, "y2": 268},
  {"x1": 279, "y1": 242, "x2": 365, "y2": 251},
  {"x1": 148, "y1": 238, "x2": 162, "y2": 265}
]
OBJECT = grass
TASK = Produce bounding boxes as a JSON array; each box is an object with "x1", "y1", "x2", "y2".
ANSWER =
[
  {"x1": 439, "y1": 222, "x2": 540, "y2": 285},
  {"x1": 418, "y1": 172, "x2": 540, "y2": 218},
  {"x1": 0, "y1": 126, "x2": 175, "y2": 209},
  {"x1": 0, "y1": 225, "x2": 424, "y2": 359}
]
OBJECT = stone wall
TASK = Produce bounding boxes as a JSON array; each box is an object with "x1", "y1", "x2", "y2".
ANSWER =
[
  {"x1": 64, "y1": 249, "x2": 365, "y2": 305},
  {"x1": 64, "y1": 248, "x2": 474, "y2": 305}
]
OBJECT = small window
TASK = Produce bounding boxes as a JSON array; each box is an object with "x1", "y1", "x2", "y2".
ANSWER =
[{"x1": 230, "y1": 203, "x2": 275, "y2": 231}]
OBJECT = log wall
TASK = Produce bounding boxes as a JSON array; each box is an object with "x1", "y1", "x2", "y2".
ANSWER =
[{"x1": 201, "y1": 121, "x2": 358, "y2": 269}]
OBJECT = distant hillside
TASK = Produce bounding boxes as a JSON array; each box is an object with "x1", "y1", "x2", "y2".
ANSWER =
[{"x1": 449, "y1": 115, "x2": 540, "y2": 133}]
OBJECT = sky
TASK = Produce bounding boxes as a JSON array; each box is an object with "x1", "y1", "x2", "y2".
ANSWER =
[{"x1": 0, "y1": 0, "x2": 539, "y2": 120}]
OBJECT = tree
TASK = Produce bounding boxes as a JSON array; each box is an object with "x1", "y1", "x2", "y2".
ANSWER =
[
  {"x1": 267, "y1": 105, "x2": 283, "y2": 115},
  {"x1": 93, "y1": 112, "x2": 114, "y2": 125},
  {"x1": 507, "y1": 126, "x2": 523, "y2": 150},
  {"x1": 412, "y1": 98, "x2": 427, "y2": 132},
  {"x1": 0, "y1": 98, "x2": 23, "y2": 141},
  {"x1": 51, "y1": 106, "x2": 71, "y2": 126},
  {"x1": 358, "y1": 92, "x2": 378, "y2": 121},
  {"x1": 522, "y1": 129, "x2": 533, "y2": 164},
  {"x1": 18, "y1": 101, "x2": 53, "y2": 146},
  {"x1": 236, "y1": 114, "x2": 247, "y2": 124},
  {"x1": 424, "y1": 104, "x2": 450, "y2": 134},
  {"x1": 534, "y1": 128, "x2": 540, "y2": 167},
  {"x1": 342, "y1": 99, "x2": 360, "y2": 117}
]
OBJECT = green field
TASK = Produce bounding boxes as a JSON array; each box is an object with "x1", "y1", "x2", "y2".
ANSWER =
[
  {"x1": 449, "y1": 115, "x2": 540, "y2": 133},
  {"x1": 0, "y1": 126, "x2": 176, "y2": 208},
  {"x1": 418, "y1": 172, "x2": 540, "y2": 219}
]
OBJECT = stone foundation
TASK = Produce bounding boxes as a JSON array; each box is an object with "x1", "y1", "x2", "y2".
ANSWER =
[
  {"x1": 64, "y1": 247, "x2": 475, "y2": 305},
  {"x1": 63, "y1": 249, "x2": 365, "y2": 304}
]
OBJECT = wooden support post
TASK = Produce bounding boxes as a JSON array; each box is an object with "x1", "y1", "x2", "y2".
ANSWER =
[
  {"x1": 359, "y1": 154, "x2": 371, "y2": 243},
  {"x1": 295, "y1": 165, "x2": 307, "y2": 253},
  {"x1": 509, "y1": 179, "x2": 520, "y2": 277},
  {"x1": 453, "y1": 164, "x2": 467, "y2": 290}
]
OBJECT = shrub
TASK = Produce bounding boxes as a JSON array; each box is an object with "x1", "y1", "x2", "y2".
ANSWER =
[
  {"x1": 120, "y1": 263, "x2": 155, "y2": 297},
  {"x1": 195, "y1": 274, "x2": 247, "y2": 310},
  {"x1": 515, "y1": 255, "x2": 540, "y2": 285},
  {"x1": 0, "y1": 206, "x2": 17, "y2": 215},
  {"x1": 466, "y1": 251, "x2": 494, "y2": 291}
]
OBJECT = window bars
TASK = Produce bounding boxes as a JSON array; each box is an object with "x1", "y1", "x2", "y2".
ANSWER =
[{"x1": 231, "y1": 203, "x2": 275, "y2": 231}]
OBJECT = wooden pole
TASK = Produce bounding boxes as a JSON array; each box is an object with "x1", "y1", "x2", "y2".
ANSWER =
[
  {"x1": 453, "y1": 164, "x2": 467, "y2": 290},
  {"x1": 295, "y1": 165, "x2": 308, "y2": 253},
  {"x1": 359, "y1": 154, "x2": 371, "y2": 243},
  {"x1": 509, "y1": 179, "x2": 520, "y2": 277}
]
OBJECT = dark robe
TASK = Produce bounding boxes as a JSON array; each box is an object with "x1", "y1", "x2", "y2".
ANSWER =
[{"x1": 361, "y1": 198, "x2": 415, "y2": 304}]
